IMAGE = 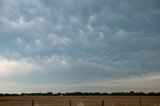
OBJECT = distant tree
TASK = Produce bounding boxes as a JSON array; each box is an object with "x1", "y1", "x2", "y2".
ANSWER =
[{"x1": 1, "y1": 91, "x2": 160, "y2": 96}]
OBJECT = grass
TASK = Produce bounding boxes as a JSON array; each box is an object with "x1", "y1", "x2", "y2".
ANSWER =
[{"x1": 0, "y1": 96, "x2": 160, "y2": 106}]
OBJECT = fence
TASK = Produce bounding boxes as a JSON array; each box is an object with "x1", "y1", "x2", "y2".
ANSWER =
[{"x1": 0, "y1": 96, "x2": 160, "y2": 106}]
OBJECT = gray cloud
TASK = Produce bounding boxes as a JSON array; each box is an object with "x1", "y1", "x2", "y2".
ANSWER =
[{"x1": 0, "y1": 0, "x2": 160, "y2": 92}]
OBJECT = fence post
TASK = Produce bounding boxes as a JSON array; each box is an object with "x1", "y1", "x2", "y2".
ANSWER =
[
  {"x1": 32, "y1": 100, "x2": 34, "y2": 106},
  {"x1": 102, "y1": 100, "x2": 104, "y2": 106},
  {"x1": 140, "y1": 97, "x2": 141, "y2": 106},
  {"x1": 69, "y1": 99, "x2": 71, "y2": 106}
]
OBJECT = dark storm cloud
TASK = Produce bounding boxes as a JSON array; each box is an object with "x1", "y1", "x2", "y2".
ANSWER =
[{"x1": 0, "y1": 0, "x2": 160, "y2": 92}]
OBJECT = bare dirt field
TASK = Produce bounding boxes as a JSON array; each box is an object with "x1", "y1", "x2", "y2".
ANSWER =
[{"x1": 0, "y1": 96, "x2": 160, "y2": 106}]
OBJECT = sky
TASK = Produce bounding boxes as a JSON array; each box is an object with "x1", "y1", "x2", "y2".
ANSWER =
[{"x1": 0, "y1": 0, "x2": 160, "y2": 93}]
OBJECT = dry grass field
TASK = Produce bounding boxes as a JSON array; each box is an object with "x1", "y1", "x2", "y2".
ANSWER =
[{"x1": 0, "y1": 96, "x2": 160, "y2": 106}]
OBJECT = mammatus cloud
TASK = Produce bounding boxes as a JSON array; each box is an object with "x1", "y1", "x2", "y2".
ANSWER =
[{"x1": 0, "y1": 0, "x2": 160, "y2": 93}]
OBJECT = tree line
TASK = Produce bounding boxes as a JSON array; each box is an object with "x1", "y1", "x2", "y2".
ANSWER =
[{"x1": 0, "y1": 91, "x2": 160, "y2": 96}]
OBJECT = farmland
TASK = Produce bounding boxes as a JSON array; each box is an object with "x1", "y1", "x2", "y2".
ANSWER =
[{"x1": 0, "y1": 96, "x2": 160, "y2": 106}]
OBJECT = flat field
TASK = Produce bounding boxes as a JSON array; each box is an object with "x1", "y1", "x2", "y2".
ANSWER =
[{"x1": 0, "y1": 96, "x2": 160, "y2": 106}]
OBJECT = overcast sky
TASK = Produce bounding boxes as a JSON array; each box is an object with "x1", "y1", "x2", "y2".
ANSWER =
[{"x1": 0, "y1": 0, "x2": 160, "y2": 93}]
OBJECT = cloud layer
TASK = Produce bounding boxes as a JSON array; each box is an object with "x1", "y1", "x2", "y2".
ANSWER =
[{"x1": 0, "y1": 0, "x2": 160, "y2": 93}]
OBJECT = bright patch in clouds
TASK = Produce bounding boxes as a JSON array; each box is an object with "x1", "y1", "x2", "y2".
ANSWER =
[{"x1": 0, "y1": 57, "x2": 39, "y2": 78}]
